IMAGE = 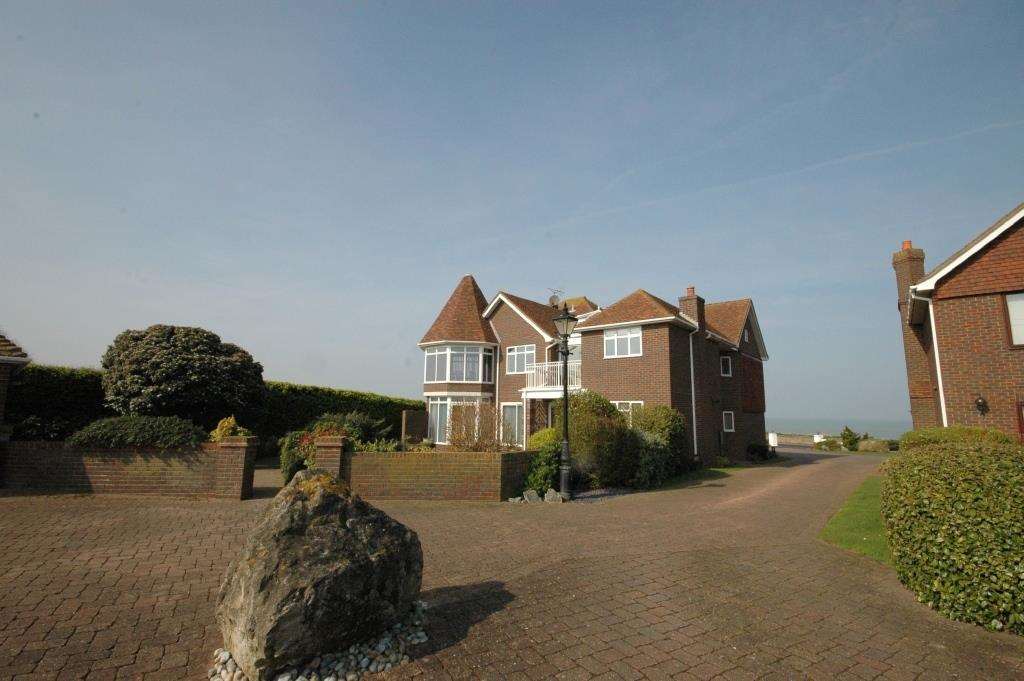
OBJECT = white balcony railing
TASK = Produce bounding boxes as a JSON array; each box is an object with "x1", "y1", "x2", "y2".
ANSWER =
[{"x1": 525, "y1": 361, "x2": 581, "y2": 390}]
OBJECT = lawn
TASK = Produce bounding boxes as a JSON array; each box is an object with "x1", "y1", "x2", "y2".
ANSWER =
[{"x1": 819, "y1": 475, "x2": 891, "y2": 564}]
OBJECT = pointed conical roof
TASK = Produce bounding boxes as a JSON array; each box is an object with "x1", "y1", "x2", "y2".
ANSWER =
[{"x1": 420, "y1": 275, "x2": 498, "y2": 344}]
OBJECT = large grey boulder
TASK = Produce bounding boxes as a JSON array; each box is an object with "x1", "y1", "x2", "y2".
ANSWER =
[{"x1": 216, "y1": 470, "x2": 423, "y2": 680}]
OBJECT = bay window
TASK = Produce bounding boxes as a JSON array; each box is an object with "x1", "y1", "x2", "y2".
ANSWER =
[
  {"x1": 427, "y1": 396, "x2": 489, "y2": 444},
  {"x1": 423, "y1": 345, "x2": 495, "y2": 383},
  {"x1": 604, "y1": 326, "x2": 642, "y2": 358}
]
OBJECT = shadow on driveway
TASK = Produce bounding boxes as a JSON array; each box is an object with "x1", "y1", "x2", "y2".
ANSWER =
[{"x1": 416, "y1": 581, "x2": 515, "y2": 657}]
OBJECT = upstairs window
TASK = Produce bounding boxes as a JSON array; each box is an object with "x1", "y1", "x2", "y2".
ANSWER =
[
  {"x1": 604, "y1": 327, "x2": 642, "y2": 358},
  {"x1": 424, "y1": 345, "x2": 494, "y2": 383},
  {"x1": 1008, "y1": 293, "x2": 1024, "y2": 345},
  {"x1": 720, "y1": 355, "x2": 733, "y2": 377},
  {"x1": 506, "y1": 345, "x2": 536, "y2": 374},
  {"x1": 722, "y1": 411, "x2": 735, "y2": 433}
]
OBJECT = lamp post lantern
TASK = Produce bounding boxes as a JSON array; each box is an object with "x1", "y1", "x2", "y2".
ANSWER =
[{"x1": 553, "y1": 304, "x2": 579, "y2": 501}]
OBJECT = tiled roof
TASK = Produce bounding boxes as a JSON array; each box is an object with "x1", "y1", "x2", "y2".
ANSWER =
[
  {"x1": 420, "y1": 275, "x2": 498, "y2": 345},
  {"x1": 499, "y1": 292, "x2": 560, "y2": 338},
  {"x1": 920, "y1": 200, "x2": 1024, "y2": 285},
  {"x1": 577, "y1": 290, "x2": 679, "y2": 329},
  {"x1": 562, "y1": 296, "x2": 598, "y2": 314},
  {"x1": 0, "y1": 332, "x2": 28, "y2": 359},
  {"x1": 705, "y1": 299, "x2": 752, "y2": 346}
]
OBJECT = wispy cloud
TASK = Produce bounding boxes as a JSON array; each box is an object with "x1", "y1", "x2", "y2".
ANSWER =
[{"x1": 549, "y1": 118, "x2": 1024, "y2": 228}]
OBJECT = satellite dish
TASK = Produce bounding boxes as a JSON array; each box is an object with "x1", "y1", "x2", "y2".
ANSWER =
[{"x1": 548, "y1": 294, "x2": 561, "y2": 307}]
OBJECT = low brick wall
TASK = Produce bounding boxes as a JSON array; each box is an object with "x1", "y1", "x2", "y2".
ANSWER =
[
  {"x1": 1, "y1": 436, "x2": 257, "y2": 499},
  {"x1": 312, "y1": 437, "x2": 532, "y2": 501}
]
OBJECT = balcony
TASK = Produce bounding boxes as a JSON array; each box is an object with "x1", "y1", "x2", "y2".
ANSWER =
[{"x1": 525, "y1": 361, "x2": 581, "y2": 390}]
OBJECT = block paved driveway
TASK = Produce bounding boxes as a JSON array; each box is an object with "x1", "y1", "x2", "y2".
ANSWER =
[{"x1": 2, "y1": 449, "x2": 1023, "y2": 680}]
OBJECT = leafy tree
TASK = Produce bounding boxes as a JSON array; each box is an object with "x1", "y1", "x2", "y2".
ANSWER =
[
  {"x1": 102, "y1": 325, "x2": 266, "y2": 429},
  {"x1": 840, "y1": 426, "x2": 861, "y2": 452}
]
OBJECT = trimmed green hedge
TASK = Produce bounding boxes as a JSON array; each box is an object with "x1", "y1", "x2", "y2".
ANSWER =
[
  {"x1": 6, "y1": 365, "x2": 114, "y2": 440},
  {"x1": 899, "y1": 426, "x2": 1013, "y2": 452},
  {"x1": 67, "y1": 416, "x2": 207, "y2": 450},
  {"x1": 260, "y1": 381, "x2": 422, "y2": 450},
  {"x1": 5, "y1": 365, "x2": 424, "y2": 449},
  {"x1": 881, "y1": 436, "x2": 1024, "y2": 634}
]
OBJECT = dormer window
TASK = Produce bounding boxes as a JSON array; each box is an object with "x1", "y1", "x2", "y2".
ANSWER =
[{"x1": 424, "y1": 345, "x2": 494, "y2": 383}]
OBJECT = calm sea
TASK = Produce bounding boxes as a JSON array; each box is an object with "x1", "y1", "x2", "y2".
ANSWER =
[{"x1": 765, "y1": 417, "x2": 912, "y2": 439}]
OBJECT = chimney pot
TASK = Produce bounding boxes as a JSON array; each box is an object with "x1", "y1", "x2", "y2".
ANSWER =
[
  {"x1": 902, "y1": 240, "x2": 913, "y2": 251},
  {"x1": 686, "y1": 286, "x2": 696, "y2": 297}
]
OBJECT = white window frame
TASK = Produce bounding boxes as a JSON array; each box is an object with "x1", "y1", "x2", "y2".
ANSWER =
[
  {"x1": 500, "y1": 402, "x2": 525, "y2": 447},
  {"x1": 603, "y1": 326, "x2": 642, "y2": 358},
  {"x1": 427, "y1": 396, "x2": 490, "y2": 444},
  {"x1": 720, "y1": 355, "x2": 733, "y2": 377},
  {"x1": 743, "y1": 328, "x2": 750, "y2": 343},
  {"x1": 423, "y1": 345, "x2": 494, "y2": 384},
  {"x1": 611, "y1": 400, "x2": 643, "y2": 424},
  {"x1": 1007, "y1": 292, "x2": 1024, "y2": 346},
  {"x1": 722, "y1": 411, "x2": 735, "y2": 433},
  {"x1": 505, "y1": 344, "x2": 536, "y2": 375},
  {"x1": 427, "y1": 397, "x2": 450, "y2": 444}
]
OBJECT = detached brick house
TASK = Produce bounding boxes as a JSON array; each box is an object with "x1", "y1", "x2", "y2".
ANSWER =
[
  {"x1": 419, "y1": 276, "x2": 769, "y2": 463},
  {"x1": 893, "y1": 201, "x2": 1024, "y2": 438}
]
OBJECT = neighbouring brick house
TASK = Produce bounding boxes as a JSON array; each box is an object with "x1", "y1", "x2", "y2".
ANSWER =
[
  {"x1": 0, "y1": 333, "x2": 30, "y2": 430},
  {"x1": 893, "y1": 201, "x2": 1024, "y2": 438},
  {"x1": 419, "y1": 275, "x2": 769, "y2": 463}
]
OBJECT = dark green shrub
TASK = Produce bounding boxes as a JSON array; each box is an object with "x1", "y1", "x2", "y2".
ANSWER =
[
  {"x1": 899, "y1": 426, "x2": 1014, "y2": 452},
  {"x1": 101, "y1": 325, "x2": 266, "y2": 429},
  {"x1": 746, "y1": 442, "x2": 774, "y2": 460},
  {"x1": 630, "y1": 405, "x2": 687, "y2": 471},
  {"x1": 840, "y1": 426, "x2": 860, "y2": 451},
  {"x1": 279, "y1": 430, "x2": 315, "y2": 483},
  {"x1": 209, "y1": 416, "x2": 253, "y2": 442},
  {"x1": 326, "y1": 411, "x2": 392, "y2": 442},
  {"x1": 6, "y1": 364, "x2": 113, "y2": 440},
  {"x1": 551, "y1": 392, "x2": 628, "y2": 486},
  {"x1": 260, "y1": 381, "x2": 422, "y2": 453},
  {"x1": 814, "y1": 438, "x2": 840, "y2": 452},
  {"x1": 523, "y1": 439, "x2": 559, "y2": 495},
  {"x1": 631, "y1": 431, "x2": 675, "y2": 489},
  {"x1": 67, "y1": 415, "x2": 206, "y2": 450},
  {"x1": 881, "y1": 440, "x2": 1024, "y2": 634}
]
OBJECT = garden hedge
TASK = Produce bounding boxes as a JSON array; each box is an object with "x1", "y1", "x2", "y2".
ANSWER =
[
  {"x1": 4, "y1": 364, "x2": 423, "y2": 451},
  {"x1": 899, "y1": 425, "x2": 1013, "y2": 452},
  {"x1": 67, "y1": 415, "x2": 207, "y2": 450},
  {"x1": 881, "y1": 437, "x2": 1024, "y2": 634},
  {"x1": 6, "y1": 365, "x2": 114, "y2": 440},
  {"x1": 260, "y1": 381, "x2": 422, "y2": 449}
]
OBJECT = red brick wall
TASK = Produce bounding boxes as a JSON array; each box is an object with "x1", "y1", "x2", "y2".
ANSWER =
[
  {"x1": 934, "y1": 220, "x2": 1024, "y2": 300},
  {"x1": 932, "y1": 294, "x2": 1024, "y2": 438},
  {"x1": 489, "y1": 302, "x2": 548, "y2": 407},
  {"x1": 2, "y1": 437, "x2": 257, "y2": 498},
  {"x1": 579, "y1": 323, "x2": 673, "y2": 406}
]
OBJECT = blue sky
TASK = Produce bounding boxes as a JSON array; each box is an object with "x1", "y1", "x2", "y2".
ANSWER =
[{"x1": 2, "y1": 1, "x2": 1022, "y2": 427}]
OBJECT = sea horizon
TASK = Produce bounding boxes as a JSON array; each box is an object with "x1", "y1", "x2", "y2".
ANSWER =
[{"x1": 765, "y1": 417, "x2": 913, "y2": 440}]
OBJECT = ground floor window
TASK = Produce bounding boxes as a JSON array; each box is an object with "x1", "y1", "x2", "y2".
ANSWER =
[
  {"x1": 612, "y1": 400, "x2": 643, "y2": 423},
  {"x1": 722, "y1": 411, "x2": 735, "y2": 433},
  {"x1": 501, "y1": 403, "x2": 524, "y2": 446},
  {"x1": 427, "y1": 396, "x2": 489, "y2": 444}
]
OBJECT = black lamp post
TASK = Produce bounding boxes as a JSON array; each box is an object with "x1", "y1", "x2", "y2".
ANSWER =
[{"x1": 553, "y1": 304, "x2": 579, "y2": 501}]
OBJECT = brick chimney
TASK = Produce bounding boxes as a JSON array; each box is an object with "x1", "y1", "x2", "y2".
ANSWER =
[
  {"x1": 679, "y1": 286, "x2": 705, "y2": 330},
  {"x1": 891, "y1": 240, "x2": 941, "y2": 429}
]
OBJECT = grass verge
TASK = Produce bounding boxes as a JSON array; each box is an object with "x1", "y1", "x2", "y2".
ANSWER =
[{"x1": 820, "y1": 475, "x2": 890, "y2": 564}]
